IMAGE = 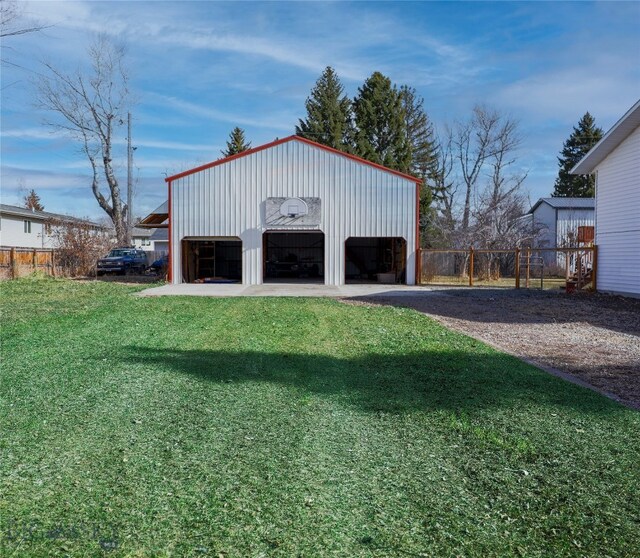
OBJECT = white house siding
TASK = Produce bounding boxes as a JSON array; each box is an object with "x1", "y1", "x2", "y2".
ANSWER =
[
  {"x1": 0, "y1": 214, "x2": 50, "y2": 248},
  {"x1": 595, "y1": 124, "x2": 640, "y2": 297},
  {"x1": 170, "y1": 139, "x2": 417, "y2": 286}
]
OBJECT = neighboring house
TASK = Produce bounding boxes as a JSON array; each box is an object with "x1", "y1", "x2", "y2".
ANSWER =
[
  {"x1": 138, "y1": 201, "x2": 169, "y2": 255},
  {"x1": 143, "y1": 136, "x2": 420, "y2": 285},
  {"x1": 528, "y1": 197, "x2": 595, "y2": 249},
  {"x1": 571, "y1": 99, "x2": 640, "y2": 298},
  {"x1": 149, "y1": 227, "x2": 168, "y2": 253},
  {"x1": 0, "y1": 204, "x2": 104, "y2": 249},
  {"x1": 131, "y1": 227, "x2": 154, "y2": 251}
]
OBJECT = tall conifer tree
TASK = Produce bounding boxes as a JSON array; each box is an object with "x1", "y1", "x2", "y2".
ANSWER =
[
  {"x1": 23, "y1": 189, "x2": 44, "y2": 211},
  {"x1": 222, "y1": 127, "x2": 251, "y2": 157},
  {"x1": 296, "y1": 66, "x2": 353, "y2": 151},
  {"x1": 399, "y1": 85, "x2": 438, "y2": 181},
  {"x1": 353, "y1": 72, "x2": 411, "y2": 173},
  {"x1": 399, "y1": 85, "x2": 439, "y2": 246},
  {"x1": 552, "y1": 112, "x2": 603, "y2": 197}
]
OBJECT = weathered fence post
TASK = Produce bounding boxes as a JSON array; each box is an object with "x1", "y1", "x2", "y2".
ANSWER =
[
  {"x1": 592, "y1": 245, "x2": 598, "y2": 292},
  {"x1": 10, "y1": 248, "x2": 17, "y2": 279},
  {"x1": 51, "y1": 250, "x2": 56, "y2": 277},
  {"x1": 32, "y1": 249, "x2": 37, "y2": 272},
  {"x1": 525, "y1": 248, "x2": 531, "y2": 288},
  {"x1": 515, "y1": 248, "x2": 520, "y2": 289},
  {"x1": 469, "y1": 246, "x2": 474, "y2": 287}
]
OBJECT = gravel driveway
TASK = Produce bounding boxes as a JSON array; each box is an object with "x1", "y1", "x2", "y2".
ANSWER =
[{"x1": 346, "y1": 288, "x2": 640, "y2": 410}]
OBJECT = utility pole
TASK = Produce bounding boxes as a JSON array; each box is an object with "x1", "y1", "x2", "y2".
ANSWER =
[{"x1": 127, "y1": 112, "x2": 133, "y2": 243}]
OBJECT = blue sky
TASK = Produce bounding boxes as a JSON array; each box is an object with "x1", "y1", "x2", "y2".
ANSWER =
[{"x1": 1, "y1": 1, "x2": 639, "y2": 221}]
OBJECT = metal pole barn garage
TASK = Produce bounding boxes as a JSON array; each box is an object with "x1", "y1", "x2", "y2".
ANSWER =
[{"x1": 163, "y1": 136, "x2": 420, "y2": 286}]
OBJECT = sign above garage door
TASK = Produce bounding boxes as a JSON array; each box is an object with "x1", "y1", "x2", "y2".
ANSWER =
[{"x1": 265, "y1": 197, "x2": 321, "y2": 226}]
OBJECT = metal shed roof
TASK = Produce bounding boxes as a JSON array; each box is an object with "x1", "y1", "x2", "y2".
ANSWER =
[
  {"x1": 571, "y1": 99, "x2": 640, "y2": 174},
  {"x1": 528, "y1": 197, "x2": 595, "y2": 213},
  {"x1": 165, "y1": 135, "x2": 422, "y2": 184}
]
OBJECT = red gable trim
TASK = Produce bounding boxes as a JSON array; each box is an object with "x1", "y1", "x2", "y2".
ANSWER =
[{"x1": 165, "y1": 135, "x2": 421, "y2": 184}]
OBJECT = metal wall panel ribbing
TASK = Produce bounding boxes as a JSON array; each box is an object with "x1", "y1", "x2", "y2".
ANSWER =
[{"x1": 171, "y1": 139, "x2": 417, "y2": 285}]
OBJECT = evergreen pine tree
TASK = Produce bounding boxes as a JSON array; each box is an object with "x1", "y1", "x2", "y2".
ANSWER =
[
  {"x1": 23, "y1": 189, "x2": 44, "y2": 211},
  {"x1": 399, "y1": 85, "x2": 439, "y2": 246},
  {"x1": 296, "y1": 66, "x2": 353, "y2": 152},
  {"x1": 552, "y1": 112, "x2": 603, "y2": 197},
  {"x1": 222, "y1": 127, "x2": 251, "y2": 157},
  {"x1": 353, "y1": 72, "x2": 412, "y2": 173}
]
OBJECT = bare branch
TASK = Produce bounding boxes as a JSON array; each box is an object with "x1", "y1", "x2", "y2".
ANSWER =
[
  {"x1": 36, "y1": 36, "x2": 132, "y2": 245},
  {"x1": 1, "y1": 0, "x2": 48, "y2": 39}
]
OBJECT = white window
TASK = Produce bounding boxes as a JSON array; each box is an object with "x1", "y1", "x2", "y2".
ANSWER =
[
  {"x1": 142, "y1": 238, "x2": 151, "y2": 246},
  {"x1": 24, "y1": 220, "x2": 32, "y2": 233}
]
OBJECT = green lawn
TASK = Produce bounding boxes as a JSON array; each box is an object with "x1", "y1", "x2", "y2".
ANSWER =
[{"x1": 1, "y1": 277, "x2": 639, "y2": 557}]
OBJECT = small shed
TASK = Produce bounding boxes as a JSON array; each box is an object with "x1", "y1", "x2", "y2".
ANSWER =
[
  {"x1": 528, "y1": 197, "x2": 595, "y2": 250},
  {"x1": 571, "y1": 99, "x2": 640, "y2": 298},
  {"x1": 162, "y1": 136, "x2": 420, "y2": 286}
]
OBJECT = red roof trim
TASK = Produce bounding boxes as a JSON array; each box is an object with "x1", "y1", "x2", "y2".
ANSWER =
[{"x1": 165, "y1": 135, "x2": 421, "y2": 184}]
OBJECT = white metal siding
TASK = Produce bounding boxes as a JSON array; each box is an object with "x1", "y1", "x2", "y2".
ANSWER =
[
  {"x1": 170, "y1": 139, "x2": 417, "y2": 285},
  {"x1": 556, "y1": 209, "x2": 595, "y2": 246},
  {"x1": 531, "y1": 203, "x2": 556, "y2": 248},
  {"x1": 595, "y1": 124, "x2": 640, "y2": 296}
]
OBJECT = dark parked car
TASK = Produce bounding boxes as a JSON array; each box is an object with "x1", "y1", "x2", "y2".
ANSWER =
[
  {"x1": 96, "y1": 248, "x2": 147, "y2": 276},
  {"x1": 149, "y1": 254, "x2": 169, "y2": 274}
]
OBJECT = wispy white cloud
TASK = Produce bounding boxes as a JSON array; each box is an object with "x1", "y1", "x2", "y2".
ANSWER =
[
  {"x1": 496, "y1": 63, "x2": 639, "y2": 125},
  {"x1": 1, "y1": 128, "x2": 67, "y2": 140},
  {"x1": 1, "y1": 165, "x2": 90, "y2": 189},
  {"x1": 152, "y1": 94, "x2": 296, "y2": 131},
  {"x1": 115, "y1": 137, "x2": 223, "y2": 152}
]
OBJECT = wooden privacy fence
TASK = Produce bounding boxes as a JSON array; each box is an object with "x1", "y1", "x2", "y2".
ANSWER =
[
  {"x1": 417, "y1": 246, "x2": 597, "y2": 291},
  {"x1": 0, "y1": 248, "x2": 58, "y2": 280}
]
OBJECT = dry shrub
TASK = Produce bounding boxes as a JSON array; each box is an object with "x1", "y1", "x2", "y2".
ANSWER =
[{"x1": 47, "y1": 218, "x2": 115, "y2": 277}]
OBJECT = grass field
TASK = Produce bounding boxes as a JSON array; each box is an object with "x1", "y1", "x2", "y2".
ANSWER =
[{"x1": 1, "y1": 277, "x2": 639, "y2": 557}]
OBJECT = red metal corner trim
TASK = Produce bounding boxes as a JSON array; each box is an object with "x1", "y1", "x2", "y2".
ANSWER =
[
  {"x1": 167, "y1": 180, "x2": 173, "y2": 283},
  {"x1": 415, "y1": 181, "x2": 421, "y2": 285}
]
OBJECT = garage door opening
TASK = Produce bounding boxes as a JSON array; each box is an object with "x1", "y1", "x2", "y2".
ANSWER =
[
  {"x1": 182, "y1": 238, "x2": 242, "y2": 283},
  {"x1": 264, "y1": 232, "x2": 324, "y2": 282},
  {"x1": 345, "y1": 237, "x2": 407, "y2": 284}
]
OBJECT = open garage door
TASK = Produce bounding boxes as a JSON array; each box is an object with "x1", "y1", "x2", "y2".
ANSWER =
[
  {"x1": 264, "y1": 232, "x2": 324, "y2": 282},
  {"x1": 182, "y1": 238, "x2": 242, "y2": 283},
  {"x1": 345, "y1": 237, "x2": 407, "y2": 284}
]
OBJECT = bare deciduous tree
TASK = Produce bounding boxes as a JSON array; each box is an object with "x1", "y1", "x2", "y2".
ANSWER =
[
  {"x1": 429, "y1": 105, "x2": 538, "y2": 254},
  {"x1": 0, "y1": 0, "x2": 47, "y2": 39},
  {"x1": 453, "y1": 106, "x2": 503, "y2": 232},
  {"x1": 474, "y1": 114, "x2": 529, "y2": 248},
  {"x1": 36, "y1": 36, "x2": 131, "y2": 245},
  {"x1": 425, "y1": 131, "x2": 457, "y2": 247}
]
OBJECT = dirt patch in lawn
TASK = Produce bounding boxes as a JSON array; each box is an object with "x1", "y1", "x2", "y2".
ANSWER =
[{"x1": 344, "y1": 288, "x2": 640, "y2": 410}]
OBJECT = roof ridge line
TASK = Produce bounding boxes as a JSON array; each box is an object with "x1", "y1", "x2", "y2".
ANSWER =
[{"x1": 165, "y1": 135, "x2": 421, "y2": 184}]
